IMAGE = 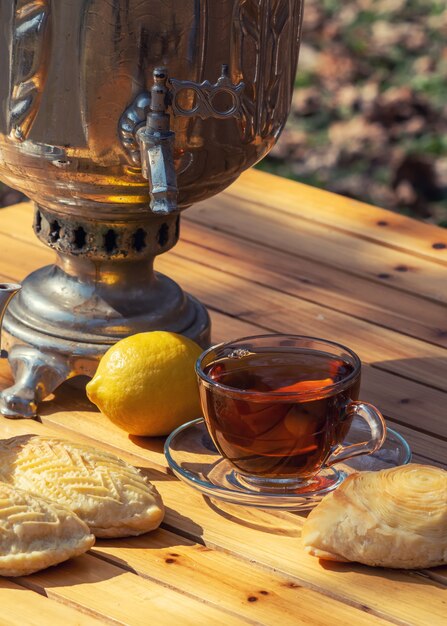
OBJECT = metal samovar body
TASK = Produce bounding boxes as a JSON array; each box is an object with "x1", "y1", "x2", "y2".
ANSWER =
[{"x1": 0, "y1": 0, "x2": 303, "y2": 417}]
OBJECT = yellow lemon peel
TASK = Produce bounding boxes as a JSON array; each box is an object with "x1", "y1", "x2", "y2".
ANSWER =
[{"x1": 86, "y1": 331, "x2": 203, "y2": 436}]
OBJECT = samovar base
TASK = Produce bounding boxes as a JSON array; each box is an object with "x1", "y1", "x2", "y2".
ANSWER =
[{"x1": 0, "y1": 292, "x2": 210, "y2": 419}]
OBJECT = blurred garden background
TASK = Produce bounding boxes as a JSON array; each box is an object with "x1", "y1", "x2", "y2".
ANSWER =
[
  {"x1": 1, "y1": 0, "x2": 446, "y2": 226},
  {"x1": 258, "y1": 0, "x2": 447, "y2": 226}
]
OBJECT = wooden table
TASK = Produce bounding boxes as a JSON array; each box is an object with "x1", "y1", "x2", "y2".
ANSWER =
[{"x1": 0, "y1": 169, "x2": 446, "y2": 625}]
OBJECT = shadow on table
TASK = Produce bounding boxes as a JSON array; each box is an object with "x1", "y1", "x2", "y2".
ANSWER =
[
  {"x1": 20, "y1": 551, "x2": 128, "y2": 589},
  {"x1": 369, "y1": 355, "x2": 447, "y2": 398},
  {"x1": 129, "y1": 433, "x2": 165, "y2": 456},
  {"x1": 41, "y1": 375, "x2": 99, "y2": 411},
  {"x1": 204, "y1": 497, "x2": 303, "y2": 537},
  {"x1": 37, "y1": 377, "x2": 170, "y2": 462},
  {"x1": 364, "y1": 355, "x2": 447, "y2": 460},
  {"x1": 87, "y1": 514, "x2": 204, "y2": 576},
  {"x1": 318, "y1": 559, "x2": 447, "y2": 590},
  {"x1": 93, "y1": 522, "x2": 200, "y2": 557}
]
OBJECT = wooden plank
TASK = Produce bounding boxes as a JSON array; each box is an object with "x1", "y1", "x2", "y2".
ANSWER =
[
  {"x1": 378, "y1": 423, "x2": 446, "y2": 469},
  {"x1": 5, "y1": 172, "x2": 447, "y2": 268},
  {"x1": 179, "y1": 220, "x2": 447, "y2": 349},
  {"x1": 0, "y1": 289, "x2": 445, "y2": 460},
  {"x1": 1, "y1": 202, "x2": 445, "y2": 396},
  {"x1": 202, "y1": 313, "x2": 446, "y2": 451},
  {"x1": 0, "y1": 409, "x2": 168, "y2": 476},
  {"x1": 2, "y1": 198, "x2": 447, "y2": 307},
  {"x1": 91, "y1": 530, "x2": 393, "y2": 626},
  {"x1": 0, "y1": 295, "x2": 444, "y2": 462},
  {"x1": 0, "y1": 579, "x2": 106, "y2": 625},
  {"x1": 2, "y1": 368, "x2": 441, "y2": 477},
  {"x1": 0, "y1": 231, "x2": 50, "y2": 281},
  {"x1": 156, "y1": 253, "x2": 447, "y2": 394},
  {"x1": 208, "y1": 311, "x2": 447, "y2": 448},
  {"x1": 0, "y1": 373, "x2": 441, "y2": 497},
  {"x1": 360, "y1": 367, "x2": 447, "y2": 442},
  {"x1": 0, "y1": 416, "x2": 394, "y2": 626},
  {"x1": 0, "y1": 202, "x2": 45, "y2": 249},
  {"x1": 0, "y1": 341, "x2": 444, "y2": 608},
  {"x1": 2, "y1": 202, "x2": 444, "y2": 447},
  {"x1": 19, "y1": 553, "x2": 252, "y2": 626},
  {"x1": 43, "y1": 368, "x2": 447, "y2": 464},
  {"x1": 0, "y1": 179, "x2": 445, "y2": 626},
  {"x1": 0, "y1": 415, "x2": 443, "y2": 626},
  {"x1": 186, "y1": 195, "x2": 447, "y2": 305},
  {"x1": 228, "y1": 169, "x2": 447, "y2": 266},
  {"x1": 421, "y1": 567, "x2": 447, "y2": 586},
  {"x1": 2, "y1": 408, "x2": 440, "y2": 623},
  {"x1": 159, "y1": 482, "x2": 447, "y2": 626}
]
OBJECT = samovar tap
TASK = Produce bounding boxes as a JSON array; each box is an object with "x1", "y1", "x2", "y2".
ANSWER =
[
  {"x1": 134, "y1": 65, "x2": 245, "y2": 216},
  {"x1": 137, "y1": 68, "x2": 178, "y2": 216}
]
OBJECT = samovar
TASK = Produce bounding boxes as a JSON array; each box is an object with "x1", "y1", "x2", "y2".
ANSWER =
[{"x1": 0, "y1": 0, "x2": 303, "y2": 418}]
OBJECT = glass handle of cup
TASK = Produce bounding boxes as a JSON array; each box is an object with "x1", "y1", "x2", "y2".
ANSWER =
[{"x1": 326, "y1": 401, "x2": 387, "y2": 466}]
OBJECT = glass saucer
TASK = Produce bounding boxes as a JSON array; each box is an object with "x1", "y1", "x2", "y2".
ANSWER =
[{"x1": 164, "y1": 417, "x2": 412, "y2": 510}]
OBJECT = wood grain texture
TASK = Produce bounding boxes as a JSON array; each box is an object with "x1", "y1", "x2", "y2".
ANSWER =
[
  {"x1": 18, "y1": 553, "x2": 253, "y2": 626},
  {"x1": 0, "y1": 415, "x2": 392, "y2": 626},
  {"x1": 0, "y1": 413, "x2": 443, "y2": 626},
  {"x1": 91, "y1": 531, "x2": 393, "y2": 626},
  {"x1": 179, "y1": 220, "x2": 447, "y2": 348},
  {"x1": 1, "y1": 202, "x2": 446, "y2": 393},
  {"x1": 158, "y1": 254, "x2": 447, "y2": 390},
  {"x1": 0, "y1": 233, "x2": 445, "y2": 459},
  {"x1": 0, "y1": 171, "x2": 445, "y2": 626},
  {"x1": 0, "y1": 342, "x2": 444, "y2": 471},
  {"x1": 0, "y1": 579, "x2": 106, "y2": 625},
  {"x1": 186, "y1": 194, "x2": 447, "y2": 304},
  {"x1": 228, "y1": 169, "x2": 447, "y2": 266}
]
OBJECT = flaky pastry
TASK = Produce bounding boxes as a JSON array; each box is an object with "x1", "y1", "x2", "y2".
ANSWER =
[
  {"x1": 0, "y1": 482, "x2": 94, "y2": 576},
  {"x1": 0, "y1": 435, "x2": 164, "y2": 538},
  {"x1": 302, "y1": 464, "x2": 447, "y2": 569}
]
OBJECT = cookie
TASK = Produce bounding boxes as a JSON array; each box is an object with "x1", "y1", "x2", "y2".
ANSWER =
[
  {"x1": 0, "y1": 482, "x2": 94, "y2": 576},
  {"x1": 0, "y1": 436, "x2": 165, "y2": 538}
]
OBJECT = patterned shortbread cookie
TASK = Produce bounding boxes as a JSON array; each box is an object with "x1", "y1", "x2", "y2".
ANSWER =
[
  {"x1": 0, "y1": 435, "x2": 165, "y2": 538},
  {"x1": 0, "y1": 482, "x2": 94, "y2": 576}
]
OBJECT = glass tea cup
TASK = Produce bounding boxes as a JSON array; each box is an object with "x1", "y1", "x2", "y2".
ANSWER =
[{"x1": 195, "y1": 334, "x2": 386, "y2": 492}]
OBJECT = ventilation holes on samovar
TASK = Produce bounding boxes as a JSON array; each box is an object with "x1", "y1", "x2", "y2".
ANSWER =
[
  {"x1": 104, "y1": 229, "x2": 118, "y2": 253},
  {"x1": 35, "y1": 211, "x2": 42, "y2": 233},
  {"x1": 73, "y1": 226, "x2": 87, "y2": 250},
  {"x1": 132, "y1": 228, "x2": 147, "y2": 252},
  {"x1": 157, "y1": 223, "x2": 169, "y2": 247},
  {"x1": 49, "y1": 220, "x2": 61, "y2": 243}
]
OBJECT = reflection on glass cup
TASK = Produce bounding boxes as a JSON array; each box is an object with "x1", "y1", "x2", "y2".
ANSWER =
[{"x1": 196, "y1": 334, "x2": 386, "y2": 491}]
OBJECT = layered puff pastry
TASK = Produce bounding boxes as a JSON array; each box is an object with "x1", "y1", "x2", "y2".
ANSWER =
[
  {"x1": 0, "y1": 482, "x2": 94, "y2": 576},
  {"x1": 302, "y1": 464, "x2": 447, "y2": 569},
  {"x1": 0, "y1": 436, "x2": 165, "y2": 538}
]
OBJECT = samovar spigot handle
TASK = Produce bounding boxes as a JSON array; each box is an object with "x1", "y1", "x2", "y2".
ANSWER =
[
  {"x1": 130, "y1": 65, "x2": 244, "y2": 215},
  {"x1": 136, "y1": 68, "x2": 178, "y2": 215}
]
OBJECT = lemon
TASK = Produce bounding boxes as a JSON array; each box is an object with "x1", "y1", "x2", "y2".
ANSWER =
[{"x1": 86, "y1": 331, "x2": 203, "y2": 436}]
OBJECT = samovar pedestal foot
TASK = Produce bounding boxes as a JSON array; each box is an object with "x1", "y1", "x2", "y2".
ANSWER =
[
  {"x1": 0, "y1": 345, "x2": 71, "y2": 418},
  {"x1": 0, "y1": 284, "x2": 210, "y2": 419},
  {"x1": 0, "y1": 205, "x2": 211, "y2": 419}
]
